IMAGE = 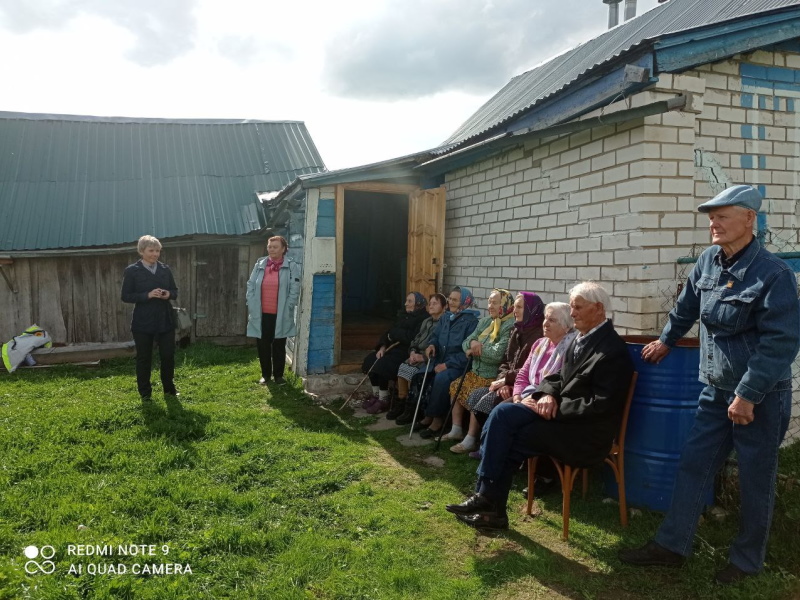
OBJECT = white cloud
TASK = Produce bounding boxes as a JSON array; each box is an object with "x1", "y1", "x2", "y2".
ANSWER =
[{"x1": 0, "y1": 0, "x2": 664, "y2": 169}]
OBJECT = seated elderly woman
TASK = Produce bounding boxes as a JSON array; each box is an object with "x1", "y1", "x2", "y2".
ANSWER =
[
  {"x1": 361, "y1": 292, "x2": 429, "y2": 415},
  {"x1": 415, "y1": 286, "x2": 480, "y2": 438},
  {"x1": 452, "y1": 292, "x2": 546, "y2": 455},
  {"x1": 441, "y1": 289, "x2": 517, "y2": 451},
  {"x1": 513, "y1": 301, "x2": 577, "y2": 405},
  {"x1": 392, "y1": 293, "x2": 448, "y2": 423},
  {"x1": 445, "y1": 282, "x2": 634, "y2": 531}
]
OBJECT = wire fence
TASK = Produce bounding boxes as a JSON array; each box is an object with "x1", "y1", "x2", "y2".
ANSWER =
[{"x1": 658, "y1": 231, "x2": 800, "y2": 448}]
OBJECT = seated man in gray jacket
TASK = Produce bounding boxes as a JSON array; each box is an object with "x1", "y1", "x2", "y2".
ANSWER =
[{"x1": 446, "y1": 281, "x2": 634, "y2": 530}]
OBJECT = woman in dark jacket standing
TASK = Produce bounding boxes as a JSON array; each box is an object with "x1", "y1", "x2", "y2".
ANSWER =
[
  {"x1": 121, "y1": 235, "x2": 179, "y2": 401},
  {"x1": 361, "y1": 292, "x2": 429, "y2": 415}
]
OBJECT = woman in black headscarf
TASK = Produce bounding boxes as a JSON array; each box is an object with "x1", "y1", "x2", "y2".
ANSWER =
[{"x1": 361, "y1": 292, "x2": 429, "y2": 415}]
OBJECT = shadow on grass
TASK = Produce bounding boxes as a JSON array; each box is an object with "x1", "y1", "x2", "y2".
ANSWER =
[
  {"x1": 471, "y1": 528, "x2": 603, "y2": 600},
  {"x1": 140, "y1": 394, "x2": 210, "y2": 443},
  {"x1": 263, "y1": 380, "x2": 373, "y2": 446}
]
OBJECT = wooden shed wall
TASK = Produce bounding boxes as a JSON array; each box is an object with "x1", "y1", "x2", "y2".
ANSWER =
[{"x1": 0, "y1": 242, "x2": 265, "y2": 345}]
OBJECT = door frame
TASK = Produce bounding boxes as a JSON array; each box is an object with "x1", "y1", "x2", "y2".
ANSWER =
[{"x1": 333, "y1": 182, "x2": 433, "y2": 366}]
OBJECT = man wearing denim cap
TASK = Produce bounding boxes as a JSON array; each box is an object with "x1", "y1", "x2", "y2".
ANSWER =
[{"x1": 619, "y1": 185, "x2": 800, "y2": 584}]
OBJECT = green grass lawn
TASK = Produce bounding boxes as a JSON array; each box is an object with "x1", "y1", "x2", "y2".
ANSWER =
[{"x1": 1, "y1": 343, "x2": 798, "y2": 599}]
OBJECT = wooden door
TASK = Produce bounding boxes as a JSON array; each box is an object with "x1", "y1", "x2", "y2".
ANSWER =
[
  {"x1": 406, "y1": 186, "x2": 446, "y2": 298},
  {"x1": 194, "y1": 245, "x2": 250, "y2": 338}
]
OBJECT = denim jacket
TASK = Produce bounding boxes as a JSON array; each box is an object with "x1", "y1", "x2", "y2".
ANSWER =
[{"x1": 660, "y1": 239, "x2": 800, "y2": 403}]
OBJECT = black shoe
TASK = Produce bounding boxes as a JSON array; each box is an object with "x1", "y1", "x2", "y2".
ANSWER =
[
  {"x1": 715, "y1": 563, "x2": 754, "y2": 585},
  {"x1": 454, "y1": 512, "x2": 509, "y2": 531},
  {"x1": 394, "y1": 401, "x2": 419, "y2": 425},
  {"x1": 418, "y1": 427, "x2": 442, "y2": 439},
  {"x1": 618, "y1": 541, "x2": 685, "y2": 567},
  {"x1": 164, "y1": 389, "x2": 180, "y2": 397},
  {"x1": 410, "y1": 420, "x2": 429, "y2": 432},
  {"x1": 140, "y1": 395, "x2": 152, "y2": 402},
  {"x1": 386, "y1": 398, "x2": 404, "y2": 420},
  {"x1": 445, "y1": 494, "x2": 496, "y2": 515},
  {"x1": 273, "y1": 377, "x2": 286, "y2": 385}
]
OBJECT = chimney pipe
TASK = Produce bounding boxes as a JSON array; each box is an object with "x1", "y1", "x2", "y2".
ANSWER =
[
  {"x1": 624, "y1": 0, "x2": 637, "y2": 20},
  {"x1": 603, "y1": 0, "x2": 621, "y2": 29}
]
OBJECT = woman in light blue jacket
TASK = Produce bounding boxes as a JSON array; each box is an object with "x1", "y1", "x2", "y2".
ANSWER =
[{"x1": 246, "y1": 236, "x2": 301, "y2": 385}]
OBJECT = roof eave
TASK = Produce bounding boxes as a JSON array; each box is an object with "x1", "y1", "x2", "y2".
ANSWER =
[
  {"x1": 654, "y1": 9, "x2": 800, "y2": 73},
  {"x1": 418, "y1": 94, "x2": 688, "y2": 176}
]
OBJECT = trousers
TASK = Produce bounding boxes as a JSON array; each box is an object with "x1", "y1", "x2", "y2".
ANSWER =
[
  {"x1": 655, "y1": 385, "x2": 791, "y2": 573},
  {"x1": 257, "y1": 313, "x2": 286, "y2": 381},
  {"x1": 132, "y1": 330, "x2": 175, "y2": 397}
]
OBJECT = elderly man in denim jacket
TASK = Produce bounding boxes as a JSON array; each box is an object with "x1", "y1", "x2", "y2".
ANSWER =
[{"x1": 620, "y1": 185, "x2": 800, "y2": 585}]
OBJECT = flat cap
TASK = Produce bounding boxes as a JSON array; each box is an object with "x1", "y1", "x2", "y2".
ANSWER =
[{"x1": 697, "y1": 185, "x2": 762, "y2": 213}]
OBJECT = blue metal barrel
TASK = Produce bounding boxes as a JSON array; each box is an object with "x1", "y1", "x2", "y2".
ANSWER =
[{"x1": 603, "y1": 336, "x2": 714, "y2": 512}]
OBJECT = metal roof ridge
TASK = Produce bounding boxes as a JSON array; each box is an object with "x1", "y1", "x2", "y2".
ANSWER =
[
  {"x1": 0, "y1": 111, "x2": 307, "y2": 125},
  {"x1": 438, "y1": 0, "x2": 800, "y2": 152}
]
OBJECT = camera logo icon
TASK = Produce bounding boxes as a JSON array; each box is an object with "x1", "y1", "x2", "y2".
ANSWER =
[{"x1": 24, "y1": 545, "x2": 56, "y2": 575}]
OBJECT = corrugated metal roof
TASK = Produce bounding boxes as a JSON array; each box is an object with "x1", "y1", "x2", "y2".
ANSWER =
[
  {"x1": 0, "y1": 112, "x2": 325, "y2": 251},
  {"x1": 441, "y1": 0, "x2": 800, "y2": 150}
]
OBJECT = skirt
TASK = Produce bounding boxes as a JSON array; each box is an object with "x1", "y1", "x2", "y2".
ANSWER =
[
  {"x1": 466, "y1": 387, "x2": 503, "y2": 415},
  {"x1": 449, "y1": 371, "x2": 494, "y2": 408},
  {"x1": 397, "y1": 359, "x2": 433, "y2": 382}
]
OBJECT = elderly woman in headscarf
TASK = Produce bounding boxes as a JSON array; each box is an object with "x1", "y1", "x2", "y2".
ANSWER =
[
  {"x1": 391, "y1": 292, "x2": 448, "y2": 423},
  {"x1": 451, "y1": 291, "x2": 545, "y2": 454},
  {"x1": 416, "y1": 286, "x2": 481, "y2": 438},
  {"x1": 361, "y1": 292, "x2": 429, "y2": 415},
  {"x1": 441, "y1": 289, "x2": 517, "y2": 450}
]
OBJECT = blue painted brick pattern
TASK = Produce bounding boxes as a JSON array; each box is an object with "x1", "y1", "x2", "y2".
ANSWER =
[
  {"x1": 316, "y1": 198, "x2": 336, "y2": 237},
  {"x1": 737, "y1": 63, "x2": 800, "y2": 241},
  {"x1": 307, "y1": 273, "x2": 336, "y2": 373}
]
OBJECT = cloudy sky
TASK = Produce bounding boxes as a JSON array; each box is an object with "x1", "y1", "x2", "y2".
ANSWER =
[{"x1": 0, "y1": 0, "x2": 661, "y2": 170}]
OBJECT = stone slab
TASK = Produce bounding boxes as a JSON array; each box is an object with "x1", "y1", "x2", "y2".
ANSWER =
[
  {"x1": 396, "y1": 432, "x2": 433, "y2": 447},
  {"x1": 365, "y1": 418, "x2": 403, "y2": 432}
]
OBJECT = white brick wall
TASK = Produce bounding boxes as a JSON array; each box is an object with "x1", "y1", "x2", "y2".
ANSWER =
[{"x1": 441, "y1": 50, "x2": 800, "y2": 336}]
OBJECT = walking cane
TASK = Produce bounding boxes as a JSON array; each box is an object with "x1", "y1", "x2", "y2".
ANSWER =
[
  {"x1": 338, "y1": 341, "x2": 400, "y2": 410},
  {"x1": 435, "y1": 356, "x2": 473, "y2": 452},
  {"x1": 408, "y1": 355, "x2": 433, "y2": 440}
]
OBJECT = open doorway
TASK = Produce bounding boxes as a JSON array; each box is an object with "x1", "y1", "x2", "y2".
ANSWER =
[{"x1": 339, "y1": 190, "x2": 408, "y2": 369}]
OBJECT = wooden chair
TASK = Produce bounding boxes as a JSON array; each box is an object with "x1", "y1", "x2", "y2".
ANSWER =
[{"x1": 525, "y1": 372, "x2": 638, "y2": 540}]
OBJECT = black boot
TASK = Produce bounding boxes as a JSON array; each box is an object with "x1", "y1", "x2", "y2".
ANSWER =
[
  {"x1": 395, "y1": 398, "x2": 420, "y2": 425},
  {"x1": 386, "y1": 395, "x2": 404, "y2": 420}
]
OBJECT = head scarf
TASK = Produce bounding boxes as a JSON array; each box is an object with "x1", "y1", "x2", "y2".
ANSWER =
[
  {"x1": 479, "y1": 289, "x2": 515, "y2": 342},
  {"x1": 410, "y1": 292, "x2": 427, "y2": 311},
  {"x1": 449, "y1": 286, "x2": 475, "y2": 320},
  {"x1": 515, "y1": 291, "x2": 545, "y2": 331}
]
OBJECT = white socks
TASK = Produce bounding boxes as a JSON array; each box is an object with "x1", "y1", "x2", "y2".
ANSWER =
[
  {"x1": 460, "y1": 434, "x2": 477, "y2": 450},
  {"x1": 378, "y1": 390, "x2": 389, "y2": 400},
  {"x1": 445, "y1": 425, "x2": 463, "y2": 439},
  {"x1": 371, "y1": 386, "x2": 380, "y2": 395}
]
